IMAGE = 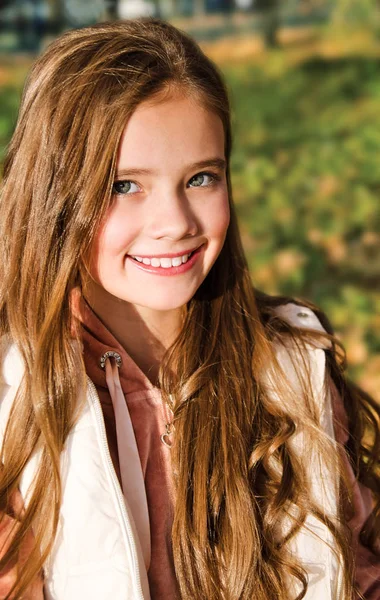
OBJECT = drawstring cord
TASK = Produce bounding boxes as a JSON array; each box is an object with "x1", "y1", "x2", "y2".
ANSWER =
[{"x1": 101, "y1": 352, "x2": 151, "y2": 569}]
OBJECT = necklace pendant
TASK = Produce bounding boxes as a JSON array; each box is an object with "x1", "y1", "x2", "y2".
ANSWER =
[
  {"x1": 161, "y1": 423, "x2": 173, "y2": 448},
  {"x1": 160, "y1": 432, "x2": 172, "y2": 448}
]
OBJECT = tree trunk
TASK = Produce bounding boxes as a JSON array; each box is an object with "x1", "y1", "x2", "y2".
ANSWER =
[
  {"x1": 106, "y1": 0, "x2": 118, "y2": 19},
  {"x1": 256, "y1": 0, "x2": 281, "y2": 48},
  {"x1": 46, "y1": 0, "x2": 63, "y2": 22},
  {"x1": 193, "y1": 0, "x2": 206, "y2": 16}
]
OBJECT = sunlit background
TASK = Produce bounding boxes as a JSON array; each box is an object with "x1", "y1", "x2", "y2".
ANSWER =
[{"x1": 1, "y1": 0, "x2": 379, "y2": 401}]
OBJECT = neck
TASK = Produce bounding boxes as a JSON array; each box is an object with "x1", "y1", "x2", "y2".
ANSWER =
[{"x1": 82, "y1": 282, "x2": 182, "y2": 385}]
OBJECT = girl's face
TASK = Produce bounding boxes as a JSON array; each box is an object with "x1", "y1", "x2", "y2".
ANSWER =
[{"x1": 88, "y1": 93, "x2": 230, "y2": 313}]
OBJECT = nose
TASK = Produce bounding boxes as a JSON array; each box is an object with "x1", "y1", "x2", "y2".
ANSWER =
[{"x1": 147, "y1": 187, "x2": 199, "y2": 240}]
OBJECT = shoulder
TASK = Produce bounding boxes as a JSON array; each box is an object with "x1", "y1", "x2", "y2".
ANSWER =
[
  {"x1": 255, "y1": 292, "x2": 332, "y2": 351},
  {"x1": 258, "y1": 298, "x2": 332, "y2": 401},
  {"x1": 0, "y1": 338, "x2": 25, "y2": 441},
  {"x1": 272, "y1": 303, "x2": 328, "y2": 337},
  {"x1": 273, "y1": 303, "x2": 332, "y2": 350},
  {"x1": 0, "y1": 337, "x2": 24, "y2": 390},
  {"x1": 258, "y1": 302, "x2": 335, "y2": 444}
]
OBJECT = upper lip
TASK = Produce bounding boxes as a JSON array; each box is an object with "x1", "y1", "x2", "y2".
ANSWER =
[{"x1": 128, "y1": 244, "x2": 202, "y2": 259}]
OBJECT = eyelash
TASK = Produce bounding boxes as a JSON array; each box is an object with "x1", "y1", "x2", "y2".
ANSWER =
[
  {"x1": 188, "y1": 171, "x2": 220, "y2": 187},
  {"x1": 112, "y1": 171, "x2": 221, "y2": 196}
]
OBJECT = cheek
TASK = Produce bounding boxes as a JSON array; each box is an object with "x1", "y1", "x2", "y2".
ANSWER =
[
  {"x1": 84, "y1": 230, "x2": 104, "y2": 283},
  {"x1": 207, "y1": 193, "x2": 230, "y2": 241},
  {"x1": 84, "y1": 212, "x2": 131, "y2": 280},
  {"x1": 91, "y1": 210, "x2": 139, "y2": 264},
  {"x1": 220, "y1": 199, "x2": 231, "y2": 236}
]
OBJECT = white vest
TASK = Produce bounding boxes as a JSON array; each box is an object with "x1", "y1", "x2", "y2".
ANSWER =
[{"x1": 0, "y1": 304, "x2": 344, "y2": 599}]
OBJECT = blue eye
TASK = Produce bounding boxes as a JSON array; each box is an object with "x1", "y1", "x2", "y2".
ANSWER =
[
  {"x1": 112, "y1": 180, "x2": 140, "y2": 195},
  {"x1": 188, "y1": 172, "x2": 218, "y2": 188}
]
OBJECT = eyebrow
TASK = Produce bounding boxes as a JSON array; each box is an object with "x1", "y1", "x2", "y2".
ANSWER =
[{"x1": 115, "y1": 157, "x2": 227, "y2": 178}]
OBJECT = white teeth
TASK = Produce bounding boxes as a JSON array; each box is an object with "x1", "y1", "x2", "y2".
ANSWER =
[
  {"x1": 160, "y1": 257, "x2": 172, "y2": 269},
  {"x1": 132, "y1": 252, "x2": 193, "y2": 267}
]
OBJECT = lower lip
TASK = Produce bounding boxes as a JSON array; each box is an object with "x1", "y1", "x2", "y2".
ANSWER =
[{"x1": 126, "y1": 246, "x2": 203, "y2": 276}]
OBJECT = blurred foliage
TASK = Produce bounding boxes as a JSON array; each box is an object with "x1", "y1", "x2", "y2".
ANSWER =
[
  {"x1": 209, "y1": 29, "x2": 380, "y2": 398},
  {"x1": 0, "y1": 58, "x2": 29, "y2": 161},
  {"x1": 332, "y1": 0, "x2": 378, "y2": 27},
  {"x1": 1, "y1": 24, "x2": 380, "y2": 399},
  {"x1": 0, "y1": 86, "x2": 20, "y2": 160}
]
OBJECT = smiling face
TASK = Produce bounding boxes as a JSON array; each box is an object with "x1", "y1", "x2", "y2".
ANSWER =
[{"x1": 86, "y1": 93, "x2": 230, "y2": 315}]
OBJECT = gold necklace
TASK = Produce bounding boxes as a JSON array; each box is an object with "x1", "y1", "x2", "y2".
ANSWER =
[{"x1": 160, "y1": 394, "x2": 174, "y2": 448}]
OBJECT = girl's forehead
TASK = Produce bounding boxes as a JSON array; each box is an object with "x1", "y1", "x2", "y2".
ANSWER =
[
  {"x1": 115, "y1": 94, "x2": 225, "y2": 171},
  {"x1": 127, "y1": 88, "x2": 218, "y2": 124}
]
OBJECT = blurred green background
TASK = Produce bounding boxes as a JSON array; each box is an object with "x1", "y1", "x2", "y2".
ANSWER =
[{"x1": 1, "y1": 0, "x2": 380, "y2": 401}]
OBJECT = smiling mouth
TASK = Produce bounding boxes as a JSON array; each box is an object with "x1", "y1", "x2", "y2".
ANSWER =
[{"x1": 130, "y1": 251, "x2": 195, "y2": 269}]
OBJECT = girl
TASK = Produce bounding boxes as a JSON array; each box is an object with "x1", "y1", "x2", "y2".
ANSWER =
[{"x1": 0, "y1": 18, "x2": 379, "y2": 600}]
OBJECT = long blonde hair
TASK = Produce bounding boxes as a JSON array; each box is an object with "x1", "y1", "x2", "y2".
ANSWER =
[{"x1": 0, "y1": 19, "x2": 379, "y2": 600}]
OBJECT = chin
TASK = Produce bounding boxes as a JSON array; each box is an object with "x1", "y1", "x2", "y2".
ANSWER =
[
  {"x1": 136, "y1": 297, "x2": 191, "y2": 312},
  {"x1": 129, "y1": 287, "x2": 195, "y2": 310}
]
